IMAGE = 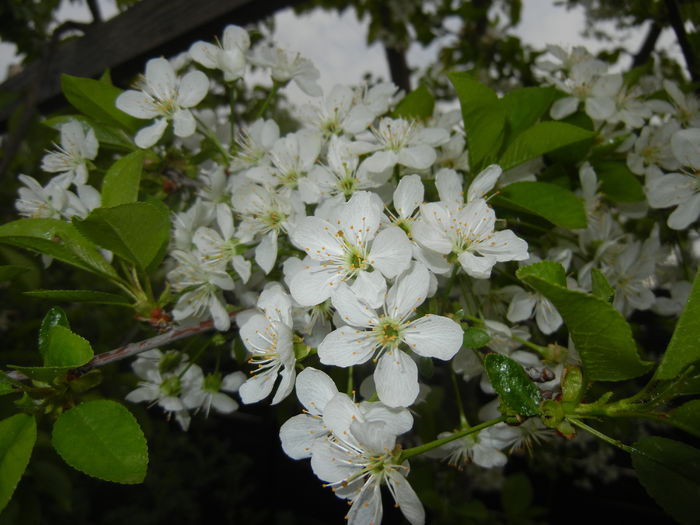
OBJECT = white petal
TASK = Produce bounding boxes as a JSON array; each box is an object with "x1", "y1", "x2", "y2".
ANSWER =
[
  {"x1": 189, "y1": 41, "x2": 219, "y2": 68},
  {"x1": 435, "y1": 168, "x2": 463, "y2": 204},
  {"x1": 668, "y1": 192, "x2": 700, "y2": 230},
  {"x1": 239, "y1": 370, "x2": 276, "y2": 404},
  {"x1": 458, "y1": 250, "x2": 496, "y2": 279},
  {"x1": 340, "y1": 191, "x2": 383, "y2": 246},
  {"x1": 135, "y1": 118, "x2": 168, "y2": 148},
  {"x1": 387, "y1": 469, "x2": 425, "y2": 525},
  {"x1": 368, "y1": 226, "x2": 412, "y2": 279},
  {"x1": 671, "y1": 128, "x2": 700, "y2": 169},
  {"x1": 362, "y1": 150, "x2": 398, "y2": 173},
  {"x1": 374, "y1": 349, "x2": 419, "y2": 407},
  {"x1": 145, "y1": 57, "x2": 176, "y2": 99},
  {"x1": 475, "y1": 229, "x2": 529, "y2": 262},
  {"x1": 350, "y1": 270, "x2": 387, "y2": 310},
  {"x1": 393, "y1": 174, "x2": 424, "y2": 218},
  {"x1": 231, "y1": 255, "x2": 252, "y2": 283},
  {"x1": 176, "y1": 70, "x2": 209, "y2": 107},
  {"x1": 398, "y1": 144, "x2": 436, "y2": 170},
  {"x1": 550, "y1": 96, "x2": 578, "y2": 120},
  {"x1": 172, "y1": 108, "x2": 196, "y2": 137},
  {"x1": 310, "y1": 438, "x2": 359, "y2": 484},
  {"x1": 468, "y1": 164, "x2": 501, "y2": 202},
  {"x1": 255, "y1": 230, "x2": 277, "y2": 274},
  {"x1": 291, "y1": 216, "x2": 344, "y2": 259},
  {"x1": 506, "y1": 291, "x2": 536, "y2": 323},
  {"x1": 331, "y1": 282, "x2": 377, "y2": 328},
  {"x1": 534, "y1": 297, "x2": 563, "y2": 334},
  {"x1": 347, "y1": 481, "x2": 383, "y2": 525},
  {"x1": 403, "y1": 314, "x2": 463, "y2": 360},
  {"x1": 289, "y1": 263, "x2": 342, "y2": 307},
  {"x1": 585, "y1": 96, "x2": 615, "y2": 120},
  {"x1": 386, "y1": 263, "x2": 429, "y2": 319},
  {"x1": 116, "y1": 90, "x2": 160, "y2": 119},
  {"x1": 296, "y1": 367, "x2": 339, "y2": 415},
  {"x1": 646, "y1": 173, "x2": 695, "y2": 208},
  {"x1": 318, "y1": 326, "x2": 376, "y2": 367},
  {"x1": 323, "y1": 393, "x2": 363, "y2": 438},
  {"x1": 279, "y1": 414, "x2": 325, "y2": 459},
  {"x1": 271, "y1": 365, "x2": 295, "y2": 405}
]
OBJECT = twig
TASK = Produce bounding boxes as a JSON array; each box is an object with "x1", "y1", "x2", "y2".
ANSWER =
[
  {"x1": 664, "y1": 0, "x2": 699, "y2": 82},
  {"x1": 5, "y1": 310, "x2": 248, "y2": 382}
]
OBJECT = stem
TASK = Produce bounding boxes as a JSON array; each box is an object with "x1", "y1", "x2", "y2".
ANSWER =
[
  {"x1": 195, "y1": 115, "x2": 231, "y2": 161},
  {"x1": 255, "y1": 81, "x2": 280, "y2": 120},
  {"x1": 5, "y1": 309, "x2": 249, "y2": 383},
  {"x1": 398, "y1": 416, "x2": 507, "y2": 462},
  {"x1": 512, "y1": 335, "x2": 548, "y2": 356},
  {"x1": 347, "y1": 366, "x2": 354, "y2": 396},
  {"x1": 567, "y1": 418, "x2": 637, "y2": 454},
  {"x1": 450, "y1": 368, "x2": 469, "y2": 428},
  {"x1": 458, "y1": 273, "x2": 479, "y2": 316}
]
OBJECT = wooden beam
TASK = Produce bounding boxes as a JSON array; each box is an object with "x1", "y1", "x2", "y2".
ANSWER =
[{"x1": 0, "y1": 0, "x2": 303, "y2": 122}]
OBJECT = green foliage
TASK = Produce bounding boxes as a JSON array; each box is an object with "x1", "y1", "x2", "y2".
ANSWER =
[
  {"x1": 0, "y1": 264, "x2": 29, "y2": 283},
  {"x1": 101, "y1": 150, "x2": 145, "y2": 207},
  {"x1": 462, "y1": 327, "x2": 490, "y2": 348},
  {"x1": 631, "y1": 436, "x2": 700, "y2": 525},
  {"x1": 495, "y1": 181, "x2": 587, "y2": 229},
  {"x1": 393, "y1": 84, "x2": 435, "y2": 120},
  {"x1": 483, "y1": 353, "x2": 542, "y2": 417},
  {"x1": 590, "y1": 267, "x2": 615, "y2": 303},
  {"x1": 42, "y1": 325, "x2": 93, "y2": 368},
  {"x1": 60, "y1": 74, "x2": 140, "y2": 133},
  {"x1": 25, "y1": 289, "x2": 132, "y2": 305},
  {"x1": 498, "y1": 121, "x2": 595, "y2": 170},
  {"x1": 668, "y1": 399, "x2": 700, "y2": 438},
  {"x1": 0, "y1": 218, "x2": 119, "y2": 280},
  {"x1": 73, "y1": 202, "x2": 170, "y2": 271},
  {"x1": 0, "y1": 414, "x2": 36, "y2": 513},
  {"x1": 517, "y1": 261, "x2": 653, "y2": 381},
  {"x1": 593, "y1": 161, "x2": 646, "y2": 202},
  {"x1": 656, "y1": 267, "x2": 700, "y2": 380},
  {"x1": 38, "y1": 306, "x2": 70, "y2": 358},
  {"x1": 52, "y1": 400, "x2": 148, "y2": 484}
]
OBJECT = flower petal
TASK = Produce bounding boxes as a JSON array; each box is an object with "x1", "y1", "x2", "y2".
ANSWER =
[
  {"x1": 403, "y1": 314, "x2": 463, "y2": 360},
  {"x1": 374, "y1": 349, "x2": 419, "y2": 407},
  {"x1": 318, "y1": 326, "x2": 376, "y2": 367}
]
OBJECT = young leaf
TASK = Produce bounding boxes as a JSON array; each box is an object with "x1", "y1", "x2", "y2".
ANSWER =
[
  {"x1": 517, "y1": 261, "x2": 653, "y2": 381},
  {"x1": 38, "y1": 307, "x2": 70, "y2": 358},
  {"x1": 499, "y1": 121, "x2": 595, "y2": 171},
  {"x1": 60, "y1": 74, "x2": 139, "y2": 132},
  {"x1": 73, "y1": 202, "x2": 170, "y2": 270},
  {"x1": 0, "y1": 219, "x2": 118, "y2": 280},
  {"x1": 43, "y1": 325, "x2": 93, "y2": 368},
  {"x1": 495, "y1": 181, "x2": 587, "y2": 229},
  {"x1": 500, "y1": 86, "x2": 560, "y2": 136},
  {"x1": 590, "y1": 267, "x2": 615, "y2": 303},
  {"x1": 25, "y1": 289, "x2": 132, "y2": 306},
  {"x1": 463, "y1": 327, "x2": 490, "y2": 348},
  {"x1": 593, "y1": 161, "x2": 645, "y2": 202},
  {"x1": 52, "y1": 400, "x2": 148, "y2": 484},
  {"x1": 101, "y1": 150, "x2": 145, "y2": 207},
  {"x1": 668, "y1": 399, "x2": 700, "y2": 438},
  {"x1": 0, "y1": 414, "x2": 37, "y2": 513},
  {"x1": 631, "y1": 436, "x2": 700, "y2": 525},
  {"x1": 448, "y1": 73, "x2": 505, "y2": 172},
  {"x1": 656, "y1": 267, "x2": 700, "y2": 380},
  {"x1": 393, "y1": 84, "x2": 435, "y2": 120},
  {"x1": 483, "y1": 353, "x2": 542, "y2": 417}
]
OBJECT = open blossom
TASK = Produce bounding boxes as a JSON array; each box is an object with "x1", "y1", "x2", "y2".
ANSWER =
[
  {"x1": 250, "y1": 45, "x2": 322, "y2": 96},
  {"x1": 413, "y1": 197, "x2": 529, "y2": 278},
  {"x1": 189, "y1": 24, "x2": 250, "y2": 81},
  {"x1": 116, "y1": 57, "x2": 209, "y2": 148},
  {"x1": 237, "y1": 283, "x2": 296, "y2": 405},
  {"x1": 41, "y1": 120, "x2": 98, "y2": 186},
  {"x1": 309, "y1": 397, "x2": 423, "y2": 525},
  {"x1": 318, "y1": 263, "x2": 463, "y2": 407},
  {"x1": 15, "y1": 175, "x2": 68, "y2": 219},
  {"x1": 289, "y1": 190, "x2": 413, "y2": 306}
]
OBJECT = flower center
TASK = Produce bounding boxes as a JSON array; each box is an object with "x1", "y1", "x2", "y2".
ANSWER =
[{"x1": 375, "y1": 318, "x2": 403, "y2": 348}]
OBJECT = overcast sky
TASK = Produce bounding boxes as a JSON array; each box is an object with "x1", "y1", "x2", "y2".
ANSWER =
[{"x1": 0, "y1": 0, "x2": 680, "y2": 96}]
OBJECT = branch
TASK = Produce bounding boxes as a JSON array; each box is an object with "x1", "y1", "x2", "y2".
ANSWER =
[
  {"x1": 5, "y1": 310, "x2": 247, "y2": 382},
  {"x1": 632, "y1": 20, "x2": 662, "y2": 68},
  {"x1": 664, "y1": 0, "x2": 699, "y2": 82}
]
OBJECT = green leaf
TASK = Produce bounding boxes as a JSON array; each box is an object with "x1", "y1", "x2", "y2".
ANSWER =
[
  {"x1": 25, "y1": 289, "x2": 132, "y2": 306},
  {"x1": 0, "y1": 414, "x2": 36, "y2": 513},
  {"x1": 393, "y1": 84, "x2": 435, "y2": 120},
  {"x1": 631, "y1": 436, "x2": 700, "y2": 525},
  {"x1": 43, "y1": 325, "x2": 93, "y2": 368},
  {"x1": 593, "y1": 161, "x2": 645, "y2": 202},
  {"x1": 38, "y1": 307, "x2": 70, "y2": 359},
  {"x1": 501, "y1": 86, "x2": 560, "y2": 136},
  {"x1": 668, "y1": 399, "x2": 700, "y2": 438},
  {"x1": 448, "y1": 73, "x2": 504, "y2": 171},
  {"x1": 73, "y1": 202, "x2": 170, "y2": 270},
  {"x1": 496, "y1": 181, "x2": 587, "y2": 229},
  {"x1": 8, "y1": 366, "x2": 75, "y2": 383},
  {"x1": 499, "y1": 121, "x2": 595, "y2": 171},
  {"x1": 0, "y1": 265, "x2": 29, "y2": 282},
  {"x1": 101, "y1": 151, "x2": 145, "y2": 207},
  {"x1": 60, "y1": 74, "x2": 139, "y2": 132},
  {"x1": 52, "y1": 400, "x2": 148, "y2": 484},
  {"x1": 517, "y1": 261, "x2": 653, "y2": 381},
  {"x1": 591, "y1": 267, "x2": 614, "y2": 303},
  {"x1": 483, "y1": 353, "x2": 542, "y2": 416},
  {"x1": 656, "y1": 267, "x2": 700, "y2": 380},
  {"x1": 0, "y1": 219, "x2": 118, "y2": 280},
  {"x1": 462, "y1": 327, "x2": 490, "y2": 348}
]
